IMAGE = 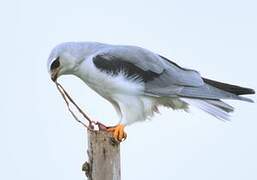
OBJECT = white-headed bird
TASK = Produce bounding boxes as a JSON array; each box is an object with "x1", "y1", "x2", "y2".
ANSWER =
[{"x1": 47, "y1": 42, "x2": 255, "y2": 141}]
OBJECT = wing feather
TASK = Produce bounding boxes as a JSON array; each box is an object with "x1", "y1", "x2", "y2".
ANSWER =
[
  {"x1": 95, "y1": 45, "x2": 204, "y2": 87},
  {"x1": 93, "y1": 45, "x2": 253, "y2": 102}
]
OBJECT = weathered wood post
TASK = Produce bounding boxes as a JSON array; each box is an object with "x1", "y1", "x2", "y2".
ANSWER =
[
  {"x1": 54, "y1": 83, "x2": 121, "y2": 179},
  {"x1": 82, "y1": 130, "x2": 121, "y2": 180}
]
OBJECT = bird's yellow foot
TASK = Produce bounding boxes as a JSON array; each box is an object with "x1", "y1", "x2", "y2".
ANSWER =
[{"x1": 107, "y1": 124, "x2": 127, "y2": 142}]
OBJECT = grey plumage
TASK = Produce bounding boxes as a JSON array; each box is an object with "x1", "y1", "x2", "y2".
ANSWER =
[
  {"x1": 47, "y1": 42, "x2": 255, "y2": 122},
  {"x1": 91, "y1": 44, "x2": 254, "y2": 102}
]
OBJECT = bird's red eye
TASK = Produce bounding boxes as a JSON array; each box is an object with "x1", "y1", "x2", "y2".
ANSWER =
[{"x1": 50, "y1": 57, "x2": 60, "y2": 70}]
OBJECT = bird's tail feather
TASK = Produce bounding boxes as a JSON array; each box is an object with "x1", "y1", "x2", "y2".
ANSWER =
[
  {"x1": 204, "y1": 99, "x2": 234, "y2": 113},
  {"x1": 181, "y1": 98, "x2": 234, "y2": 121}
]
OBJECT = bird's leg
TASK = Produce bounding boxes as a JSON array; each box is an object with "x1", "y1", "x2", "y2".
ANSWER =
[{"x1": 107, "y1": 124, "x2": 127, "y2": 142}]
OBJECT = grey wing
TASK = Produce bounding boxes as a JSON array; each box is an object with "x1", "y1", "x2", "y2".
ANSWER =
[
  {"x1": 95, "y1": 45, "x2": 253, "y2": 102},
  {"x1": 96, "y1": 45, "x2": 203, "y2": 85},
  {"x1": 146, "y1": 56, "x2": 253, "y2": 102}
]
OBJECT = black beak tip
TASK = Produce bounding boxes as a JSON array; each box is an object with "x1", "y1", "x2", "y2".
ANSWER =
[
  {"x1": 51, "y1": 75, "x2": 57, "y2": 82},
  {"x1": 51, "y1": 77, "x2": 56, "y2": 82}
]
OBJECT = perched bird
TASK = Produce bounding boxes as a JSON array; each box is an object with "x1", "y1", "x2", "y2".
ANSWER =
[{"x1": 47, "y1": 42, "x2": 255, "y2": 141}]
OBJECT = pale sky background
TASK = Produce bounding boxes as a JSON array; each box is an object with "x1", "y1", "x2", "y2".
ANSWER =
[{"x1": 1, "y1": 0, "x2": 257, "y2": 179}]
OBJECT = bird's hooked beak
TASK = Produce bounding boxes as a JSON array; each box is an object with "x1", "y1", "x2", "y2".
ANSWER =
[
  {"x1": 50, "y1": 57, "x2": 61, "y2": 82},
  {"x1": 50, "y1": 67, "x2": 60, "y2": 82}
]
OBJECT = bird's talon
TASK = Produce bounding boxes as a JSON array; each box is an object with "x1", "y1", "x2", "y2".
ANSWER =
[{"x1": 107, "y1": 124, "x2": 126, "y2": 142}]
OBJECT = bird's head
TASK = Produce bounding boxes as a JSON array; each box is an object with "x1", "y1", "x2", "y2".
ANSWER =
[{"x1": 47, "y1": 42, "x2": 86, "y2": 82}]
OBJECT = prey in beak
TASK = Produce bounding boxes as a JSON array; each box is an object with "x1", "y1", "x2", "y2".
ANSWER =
[{"x1": 50, "y1": 57, "x2": 60, "y2": 82}]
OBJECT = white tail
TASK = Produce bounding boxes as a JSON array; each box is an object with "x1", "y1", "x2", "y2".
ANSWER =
[{"x1": 181, "y1": 98, "x2": 233, "y2": 121}]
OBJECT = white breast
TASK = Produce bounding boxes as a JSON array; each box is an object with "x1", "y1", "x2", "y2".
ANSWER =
[
  {"x1": 73, "y1": 57, "x2": 158, "y2": 125},
  {"x1": 76, "y1": 57, "x2": 144, "y2": 98}
]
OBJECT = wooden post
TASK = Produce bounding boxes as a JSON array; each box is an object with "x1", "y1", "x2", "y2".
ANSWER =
[{"x1": 82, "y1": 130, "x2": 121, "y2": 180}]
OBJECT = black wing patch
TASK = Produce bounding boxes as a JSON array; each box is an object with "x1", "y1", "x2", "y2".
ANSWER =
[{"x1": 93, "y1": 55, "x2": 161, "y2": 82}]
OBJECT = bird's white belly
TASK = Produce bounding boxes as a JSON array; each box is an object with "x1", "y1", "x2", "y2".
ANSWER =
[
  {"x1": 76, "y1": 60, "x2": 158, "y2": 125},
  {"x1": 80, "y1": 60, "x2": 144, "y2": 98}
]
